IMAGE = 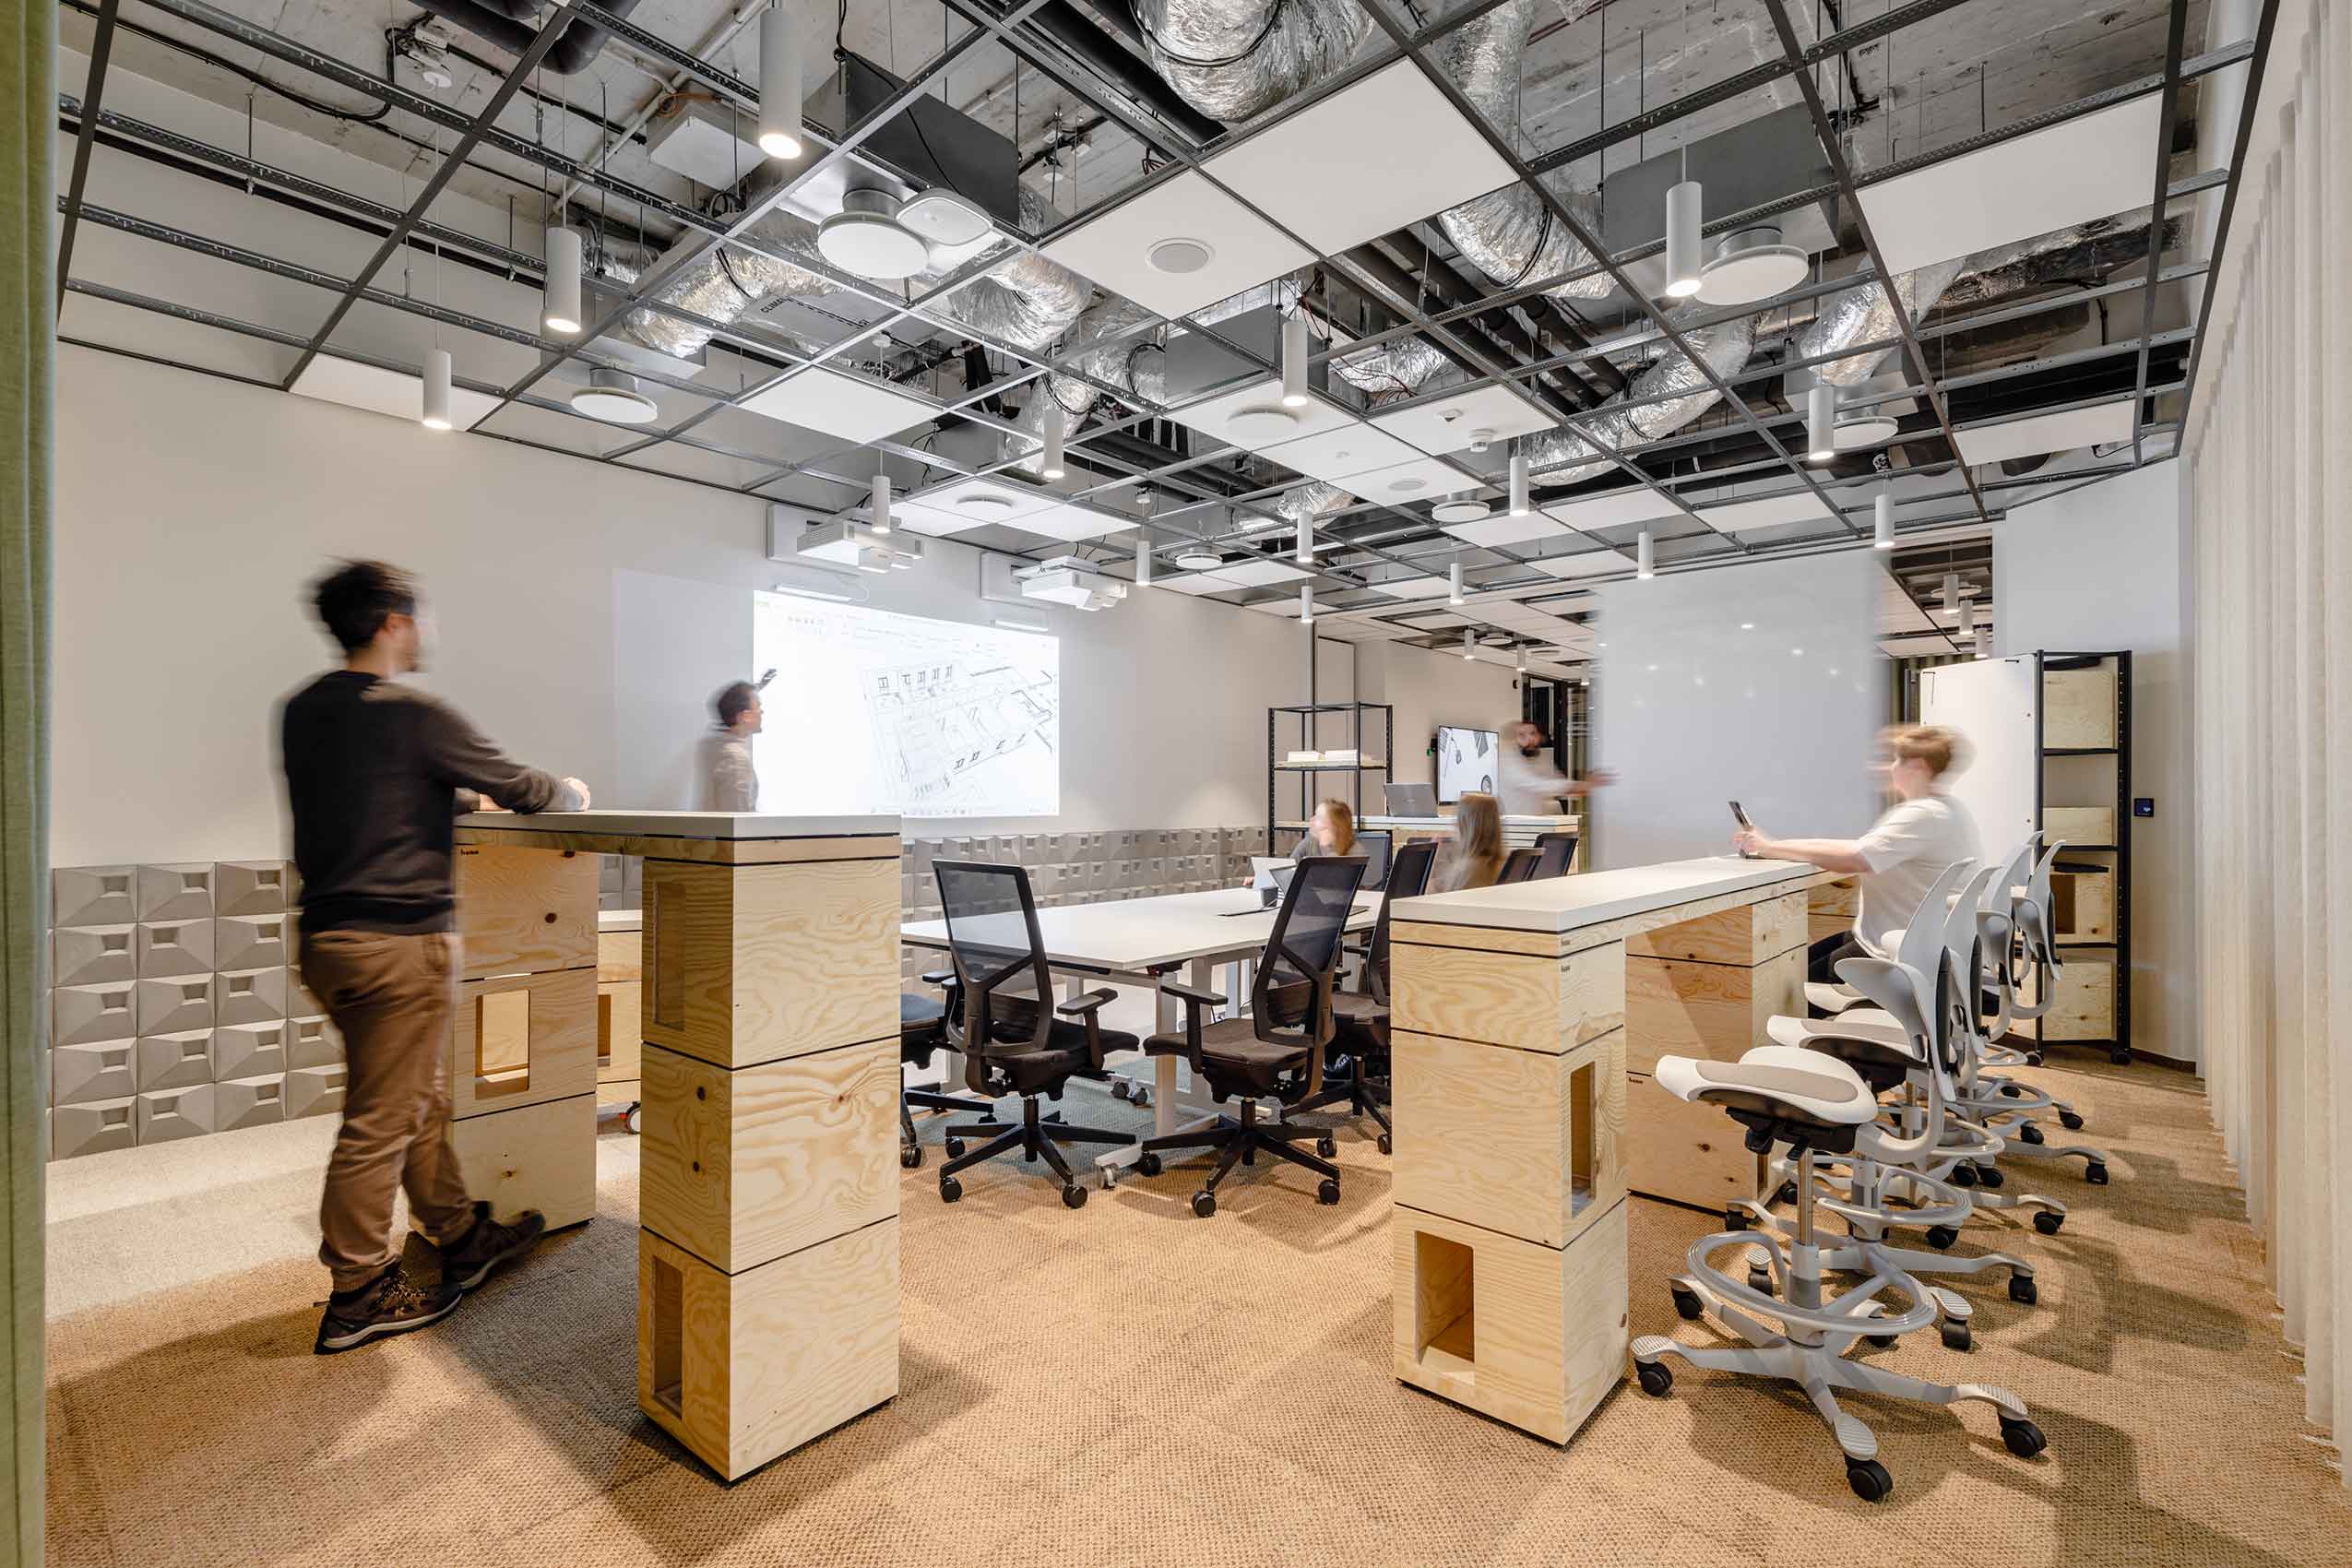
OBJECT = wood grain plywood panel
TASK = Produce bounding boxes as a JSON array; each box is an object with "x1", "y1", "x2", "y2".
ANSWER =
[
  {"x1": 1623, "y1": 948, "x2": 1802, "y2": 1076},
  {"x1": 454, "y1": 845, "x2": 597, "y2": 980},
  {"x1": 2042, "y1": 665, "x2": 2118, "y2": 749},
  {"x1": 457, "y1": 826, "x2": 891, "y2": 865},
  {"x1": 1392, "y1": 1200, "x2": 1628, "y2": 1445},
  {"x1": 1626, "y1": 890, "x2": 1807, "y2": 965},
  {"x1": 643, "y1": 859, "x2": 899, "y2": 1070},
  {"x1": 2014, "y1": 953, "x2": 2115, "y2": 1041},
  {"x1": 638, "y1": 1039, "x2": 898, "y2": 1274},
  {"x1": 637, "y1": 1220, "x2": 900, "y2": 1480},
  {"x1": 1623, "y1": 1072, "x2": 1765, "y2": 1210},
  {"x1": 451, "y1": 968, "x2": 599, "y2": 1119},
  {"x1": 597, "y1": 980, "x2": 643, "y2": 1083},
  {"x1": 1393, "y1": 1028, "x2": 1623, "y2": 1248},
  {"x1": 444, "y1": 1091, "x2": 596, "y2": 1229},
  {"x1": 2043, "y1": 806, "x2": 2116, "y2": 846},
  {"x1": 598, "y1": 929, "x2": 643, "y2": 983},
  {"x1": 1392, "y1": 940, "x2": 1623, "y2": 1054}
]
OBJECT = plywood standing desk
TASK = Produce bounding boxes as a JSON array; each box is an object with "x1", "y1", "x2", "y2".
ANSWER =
[
  {"x1": 453, "y1": 810, "x2": 901, "y2": 1481},
  {"x1": 1385, "y1": 856, "x2": 1830, "y2": 1445}
]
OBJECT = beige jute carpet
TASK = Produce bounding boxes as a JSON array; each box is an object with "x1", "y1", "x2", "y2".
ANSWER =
[{"x1": 45, "y1": 1056, "x2": 2352, "y2": 1566}]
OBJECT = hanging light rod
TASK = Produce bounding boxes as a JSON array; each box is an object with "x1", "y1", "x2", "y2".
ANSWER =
[
  {"x1": 541, "y1": 225, "x2": 582, "y2": 335},
  {"x1": 421, "y1": 348, "x2": 452, "y2": 431},
  {"x1": 756, "y1": 2, "x2": 804, "y2": 160},
  {"x1": 1281, "y1": 310, "x2": 1310, "y2": 409}
]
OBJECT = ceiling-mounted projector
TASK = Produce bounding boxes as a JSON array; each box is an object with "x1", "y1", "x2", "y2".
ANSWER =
[
  {"x1": 571, "y1": 367, "x2": 659, "y2": 423},
  {"x1": 797, "y1": 518, "x2": 922, "y2": 573},
  {"x1": 1017, "y1": 557, "x2": 1127, "y2": 611}
]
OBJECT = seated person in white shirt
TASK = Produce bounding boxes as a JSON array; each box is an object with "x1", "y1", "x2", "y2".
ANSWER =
[{"x1": 1730, "y1": 724, "x2": 1981, "y2": 981}]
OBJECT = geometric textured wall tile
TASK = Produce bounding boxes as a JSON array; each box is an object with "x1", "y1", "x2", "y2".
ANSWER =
[
  {"x1": 214, "y1": 913, "x2": 291, "y2": 972},
  {"x1": 213, "y1": 861, "x2": 291, "y2": 917},
  {"x1": 55, "y1": 865, "x2": 137, "y2": 928},
  {"x1": 286, "y1": 961, "x2": 323, "y2": 1017},
  {"x1": 135, "y1": 975, "x2": 215, "y2": 1037},
  {"x1": 53, "y1": 924, "x2": 137, "y2": 988},
  {"x1": 135, "y1": 919, "x2": 215, "y2": 978},
  {"x1": 213, "y1": 967, "x2": 288, "y2": 1027},
  {"x1": 137, "y1": 863, "x2": 215, "y2": 921},
  {"x1": 212, "y1": 1020, "x2": 288, "y2": 1082},
  {"x1": 53, "y1": 982, "x2": 137, "y2": 1049},
  {"x1": 52, "y1": 1041, "x2": 137, "y2": 1108},
  {"x1": 136, "y1": 1030, "x2": 216, "y2": 1093},
  {"x1": 286, "y1": 1015, "x2": 341, "y2": 1069},
  {"x1": 214, "y1": 1075, "x2": 287, "y2": 1132},
  {"x1": 136, "y1": 1085, "x2": 216, "y2": 1145},
  {"x1": 52, "y1": 1097, "x2": 137, "y2": 1160},
  {"x1": 284, "y1": 1063, "x2": 346, "y2": 1121}
]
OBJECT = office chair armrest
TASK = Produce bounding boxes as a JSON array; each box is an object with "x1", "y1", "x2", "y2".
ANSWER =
[
  {"x1": 919, "y1": 968, "x2": 956, "y2": 989},
  {"x1": 1158, "y1": 981, "x2": 1226, "y2": 1075},
  {"x1": 1053, "y1": 989, "x2": 1118, "y2": 1017},
  {"x1": 1160, "y1": 981, "x2": 1228, "y2": 1010}
]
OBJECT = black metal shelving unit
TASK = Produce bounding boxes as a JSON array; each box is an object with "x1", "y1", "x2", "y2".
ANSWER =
[
  {"x1": 1267, "y1": 703, "x2": 1394, "y2": 849},
  {"x1": 2033, "y1": 650, "x2": 2133, "y2": 1064}
]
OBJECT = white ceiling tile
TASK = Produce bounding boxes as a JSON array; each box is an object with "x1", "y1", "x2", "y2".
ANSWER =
[
  {"x1": 1358, "y1": 575, "x2": 1453, "y2": 600},
  {"x1": 1038, "y1": 169, "x2": 1315, "y2": 320},
  {"x1": 895, "y1": 476, "x2": 1061, "y2": 537},
  {"x1": 1371, "y1": 381, "x2": 1557, "y2": 456},
  {"x1": 1165, "y1": 376, "x2": 1354, "y2": 452},
  {"x1": 1694, "y1": 490, "x2": 1843, "y2": 533},
  {"x1": 1881, "y1": 634, "x2": 1964, "y2": 657},
  {"x1": 1858, "y1": 95, "x2": 2162, "y2": 277},
  {"x1": 1347, "y1": 455, "x2": 1482, "y2": 505},
  {"x1": 1211, "y1": 556, "x2": 1313, "y2": 588},
  {"x1": 1260, "y1": 422, "x2": 1426, "y2": 485},
  {"x1": 739, "y1": 365, "x2": 943, "y2": 444},
  {"x1": 291, "y1": 354, "x2": 500, "y2": 432},
  {"x1": 1158, "y1": 570, "x2": 1246, "y2": 596},
  {"x1": 1531, "y1": 549, "x2": 1635, "y2": 580},
  {"x1": 1015, "y1": 502, "x2": 1132, "y2": 542},
  {"x1": 1953, "y1": 399, "x2": 2135, "y2": 465},
  {"x1": 1443, "y1": 511, "x2": 1574, "y2": 548},
  {"x1": 1205, "y1": 61, "x2": 1518, "y2": 255},
  {"x1": 1541, "y1": 486, "x2": 1687, "y2": 532},
  {"x1": 1243, "y1": 593, "x2": 1312, "y2": 617}
]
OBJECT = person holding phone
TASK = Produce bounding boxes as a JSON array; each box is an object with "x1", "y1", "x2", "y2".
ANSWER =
[{"x1": 1731, "y1": 724, "x2": 1980, "y2": 980}]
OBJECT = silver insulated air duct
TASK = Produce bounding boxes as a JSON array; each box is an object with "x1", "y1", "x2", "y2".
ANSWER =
[
  {"x1": 618, "y1": 211, "x2": 843, "y2": 362},
  {"x1": 1132, "y1": 0, "x2": 1372, "y2": 123}
]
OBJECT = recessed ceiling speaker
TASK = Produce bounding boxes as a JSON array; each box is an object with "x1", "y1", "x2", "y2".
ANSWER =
[
  {"x1": 817, "y1": 188, "x2": 931, "y2": 280},
  {"x1": 1387, "y1": 475, "x2": 1428, "y2": 493},
  {"x1": 1225, "y1": 404, "x2": 1304, "y2": 443},
  {"x1": 1834, "y1": 410, "x2": 1902, "y2": 450},
  {"x1": 1148, "y1": 237, "x2": 1215, "y2": 274},
  {"x1": 898, "y1": 188, "x2": 993, "y2": 247},
  {"x1": 1696, "y1": 225, "x2": 1811, "y2": 306},
  {"x1": 1433, "y1": 498, "x2": 1491, "y2": 524},
  {"x1": 1173, "y1": 548, "x2": 1222, "y2": 570},
  {"x1": 571, "y1": 367, "x2": 659, "y2": 424},
  {"x1": 954, "y1": 490, "x2": 1022, "y2": 517}
]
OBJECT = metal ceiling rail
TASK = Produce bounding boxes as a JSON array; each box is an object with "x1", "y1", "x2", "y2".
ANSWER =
[
  {"x1": 2172, "y1": 0, "x2": 2283, "y2": 445},
  {"x1": 2127, "y1": 0, "x2": 2193, "y2": 467},
  {"x1": 53, "y1": 0, "x2": 120, "y2": 314}
]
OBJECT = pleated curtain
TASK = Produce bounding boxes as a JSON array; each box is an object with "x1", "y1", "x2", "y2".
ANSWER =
[{"x1": 2185, "y1": 0, "x2": 2352, "y2": 1486}]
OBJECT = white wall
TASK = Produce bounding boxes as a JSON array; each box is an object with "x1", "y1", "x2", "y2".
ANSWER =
[
  {"x1": 50, "y1": 349, "x2": 1531, "y2": 868},
  {"x1": 1591, "y1": 551, "x2": 1881, "y2": 869},
  {"x1": 1361, "y1": 640, "x2": 1524, "y2": 798},
  {"x1": 1994, "y1": 460, "x2": 2192, "y2": 1063}
]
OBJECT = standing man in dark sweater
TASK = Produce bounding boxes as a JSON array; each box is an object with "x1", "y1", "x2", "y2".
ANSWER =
[{"x1": 281, "y1": 561, "x2": 590, "y2": 1353}]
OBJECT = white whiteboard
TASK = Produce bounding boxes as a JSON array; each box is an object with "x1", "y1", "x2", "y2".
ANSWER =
[{"x1": 1919, "y1": 656, "x2": 2039, "y2": 861}]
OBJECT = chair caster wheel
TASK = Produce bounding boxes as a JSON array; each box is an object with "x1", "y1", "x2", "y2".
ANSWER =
[
  {"x1": 2058, "y1": 1111, "x2": 2085, "y2": 1131},
  {"x1": 939, "y1": 1176, "x2": 963, "y2": 1204},
  {"x1": 2109, "y1": 1049, "x2": 2132, "y2": 1065},
  {"x1": 1061, "y1": 1183, "x2": 1087, "y2": 1210},
  {"x1": 2019, "y1": 1123, "x2": 2046, "y2": 1146},
  {"x1": 1926, "y1": 1226, "x2": 1959, "y2": 1250},
  {"x1": 1847, "y1": 1458, "x2": 1894, "y2": 1503},
  {"x1": 944, "y1": 1138, "x2": 966, "y2": 1159},
  {"x1": 1317, "y1": 1178, "x2": 1341, "y2": 1206},
  {"x1": 1135, "y1": 1152, "x2": 1163, "y2": 1178},
  {"x1": 1670, "y1": 1284, "x2": 1705, "y2": 1322},
  {"x1": 1940, "y1": 1319, "x2": 1972, "y2": 1352},
  {"x1": 1191, "y1": 1191, "x2": 1217, "y2": 1218},
  {"x1": 1635, "y1": 1360, "x2": 1673, "y2": 1397},
  {"x1": 2010, "y1": 1275, "x2": 2038, "y2": 1305},
  {"x1": 624, "y1": 1102, "x2": 642, "y2": 1135},
  {"x1": 1867, "y1": 1334, "x2": 1897, "y2": 1349},
  {"x1": 1978, "y1": 1166, "x2": 2006, "y2": 1190},
  {"x1": 2033, "y1": 1210, "x2": 2064, "y2": 1236},
  {"x1": 1376, "y1": 1133, "x2": 1392, "y2": 1155},
  {"x1": 1999, "y1": 1083, "x2": 2025, "y2": 1099},
  {"x1": 1111, "y1": 1078, "x2": 1132, "y2": 1100},
  {"x1": 900, "y1": 1145, "x2": 922, "y2": 1170},
  {"x1": 2085, "y1": 1160, "x2": 2110, "y2": 1185},
  {"x1": 1774, "y1": 1180, "x2": 1799, "y2": 1206},
  {"x1": 1951, "y1": 1163, "x2": 1978, "y2": 1188},
  {"x1": 1316, "y1": 1135, "x2": 1337, "y2": 1160},
  {"x1": 2025, "y1": 1052, "x2": 2045, "y2": 1068},
  {"x1": 2000, "y1": 1416, "x2": 2048, "y2": 1459},
  {"x1": 1747, "y1": 1264, "x2": 1775, "y2": 1298},
  {"x1": 1725, "y1": 1205, "x2": 1751, "y2": 1232}
]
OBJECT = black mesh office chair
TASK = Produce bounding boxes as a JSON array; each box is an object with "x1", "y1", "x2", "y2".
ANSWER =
[
  {"x1": 1300, "y1": 838, "x2": 1438, "y2": 1156},
  {"x1": 898, "y1": 972, "x2": 993, "y2": 1169},
  {"x1": 1497, "y1": 846, "x2": 1542, "y2": 884},
  {"x1": 1134, "y1": 855, "x2": 1368, "y2": 1217},
  {"x1": 932, "y1": 861, "x2": 1138, "y2": 1209},
  {"x1": 1530, "y1": 830, "x2": 1578, "y2": 878},
  {"x1": 1355, "y1": 830, "x2": 1393, "y2": 891}
]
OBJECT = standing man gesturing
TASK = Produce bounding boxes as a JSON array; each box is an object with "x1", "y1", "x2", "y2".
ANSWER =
[{"x1": 280, "y1": 561, "x2": 591, "y2": 1353}]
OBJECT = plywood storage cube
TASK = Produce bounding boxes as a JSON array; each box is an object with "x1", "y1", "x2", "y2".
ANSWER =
[
  {"x1": 638, "y1": 1220, "x2": 900, "y2": 1480},
  {"x1": 1390, "y1": 932, "x2": 1624, "y2": 1055},
  {"x1": 639, "y1": 1039, "x2": 898, "y2": 1274},
  {"x1": 641, "y1": 857, "x2": 899, "y2": 1070},
  {"x1": 2042, "y1": 805, "x2": 2116, "y2": 848},
  {"x1": 1622, "y1": 1073, "x2": 1769, "y2": 1211},
  {"x1": 450, "y1": 968, "x2": 599, "y2": 1120},
  {"x1": 2014, "y1": 953, "x2": 2116, "y2": 1043},
  {"x1": 453, "y1": 844, "x2": 598, "y2": 980},
  {"x1": 1626, "y1": 891, "x2": 1806, "y2": 968},
  {"x1": 2042, "y1": 665, "x2": 2119, "y2": 749},
  {"x1": 599, "y1": 925, "x2": 643, "y2": 983},
  {"x1": 445, "y1": 1091, "x2": 598, "y2": 1229},
  {"x1": 598, "y1": 980, "x2": 644, "y2": 1086},
  {"x1": 1808, "y1": 876, "x2": 1860, "y2": 944},
  {"x1": 2049, "y1": 860, "x2": 2115, "y2": 944},
  {"x1": 1623, "y1": 948, "x2": 1804, "y2": 1076},
  {"x1": 1393, "y1": 1200, "x2": 1628, "y2": 1445}
]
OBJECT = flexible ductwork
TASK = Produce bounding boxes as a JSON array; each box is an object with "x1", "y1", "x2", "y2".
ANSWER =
[
  {"x1": 618, "y1": 210, "x2": 842, "y2": 362},
  {"x1": 1269, "y1": 334, "x2": 1451, "y2": 525},
  {"x1": 405, "y1": 0, "x2": 647, "y2": 75},
  {"x1": 1132, "y1": 0, "x2": 1372, "y2": 124},
  {"x1": 1520, "y1": 307, "x2": 1759, "y2": 484}
]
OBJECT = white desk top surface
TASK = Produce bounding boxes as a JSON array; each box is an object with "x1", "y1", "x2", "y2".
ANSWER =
[
  {"x1": 455, "y1": 809, "x2": 898, "y2": 839},
  {"x1": 902, "y1": 886, "x2": 1381, "y2": 972},
  {"x1": 1393, "y1": 855, "x2": 1816, "y2": 934}
]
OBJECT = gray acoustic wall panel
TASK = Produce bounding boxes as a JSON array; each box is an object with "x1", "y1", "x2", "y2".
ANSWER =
[
  {"x1": 286, "y1": 1016, "x2": 341, "y2": 1070},
  {"x1": 52, "y1": 1042, "x2": 137, "y2": 1108},
  {"x1": 136, "y1": 920, "x2": 214, "y2": 978},
  {"x1": 53, "y1": 925, "x2": 135, "y2": 988},
  {"x1": 284, "y1": 1064, "x2": 345, "y2": 1121},
  {"x1": 214, "y1": 967, "x2": 287, "y2": 1027},
  {"x1": 53, "y1": 982, "x2": 136, "y2": 1050},
  {"x1": 53, "y1": 1099, "x2": 137, "y2": 1160},
  {"x1": 216, "y1": 914, "x2": 291, "y2": 972},
  {"x1": 136, "y1": 1031, "x2": 215, "y2": 1093},
  {"x1": 135, "y1": 976, "x2": 213, "y2": 1037},
  {"x1": 137, "y1": 864, "x2": 214, "y2": 921},
  {"x1": 215, "y1": 1075, "x2": 287, "y2": 1132},
  {"x1": 214, "y1": 1021, "x2": 287, "y2": 1082},
  {"x1": 214, "y1": 861, "x2": 291, "y2": 917},
  {"x1": 136, "y1": 1086, "x2": 216, "y2": 1145},
  {"x1": 54, "y1": 866, "x2": 136, "y2": 927}
]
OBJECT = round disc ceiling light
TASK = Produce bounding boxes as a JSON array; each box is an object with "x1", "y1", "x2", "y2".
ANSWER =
[
  {"x1": 1834, "y1": 411, "x2": 1902, "y2": 450},
  {"x1": 817, "y1": 189, "x2": 930, "y2": 280},
  {"x1": 899, "y1": 188, "x2": 993, "y2": 248},
  {"x1": 571, "y1": 368, "x2": 659, "y2": 424},
  {"x1": 1173, "y1": 548, "x2": 1222, "y2": 571},
  {"x1": 1432, "y1": 498, "x2": 1491, "y2": 524},
  {"x1": 1695, "y1": 226, "x2": 1810, "y2": 306},
  {"x1": 1148, "y1": 237, "x2": 1215, "y2": 275},
  {"x1": 1225, "y1": 404, "x2": 1304, "y2": 443}
]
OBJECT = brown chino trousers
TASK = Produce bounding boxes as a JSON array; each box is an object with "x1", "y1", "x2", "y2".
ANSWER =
[{"x1": 298, "y1": 930, "x2": 477, "y2": 1291}]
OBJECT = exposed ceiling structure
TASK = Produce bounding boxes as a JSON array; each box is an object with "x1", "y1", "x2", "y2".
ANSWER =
[{"x1": 53, "y1": 0, "x2": 2268, "y2": 680}]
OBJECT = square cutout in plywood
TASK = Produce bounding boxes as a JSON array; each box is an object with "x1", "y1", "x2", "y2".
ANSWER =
[
  {"x1": 1206, "y1": 60, "x2": 1517, "y2": 255},
  {"x1": 1039, "y1": 170, "x2": 1315, "y2": 321},
  {"x1": 452, "y1": 968, "x2": 598, "y2": 1119}
]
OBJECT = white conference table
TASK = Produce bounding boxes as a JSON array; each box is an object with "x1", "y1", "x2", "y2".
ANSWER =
[{"x1": 901, "y1": 885, "x2": 1382, "y2": 1183}]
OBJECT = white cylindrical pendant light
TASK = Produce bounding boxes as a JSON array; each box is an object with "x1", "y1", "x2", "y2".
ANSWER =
[
  {"x1": 757, "y1": 3, "x2": 804, "y2": 160},
  {"x1": 1300, "y1": 584, "x2": 1314, "y2": 624},
  {"x1": 1958, "y1": 598, "x2": 1978, "y2": 641},
  {"x1": 1636, "y1": 528, "x2": 1656, "y2": 579},
  {"x1": 421, "y1": 348, "x2": 453, "y2": 431},
  {"x1": 1461, "y1": 627, "x2": 1476, "y2": 659},
  {"x1": 1873, "y1": 487, "x2": 1894, "y2": 550},
  {"x1": 1294, "y1": 511, "x2": 1313, "y2": 565},
  {"x1": 1664, "y1": 177, "x2": 1704, "y2": 299},
  {"x1": 542, "y1": 225, "x2": 583, "y2": 335},
  {"x1": 1040, "y1": 398, "x2": 1065, "y2": 480},
  {"x1": 1508, "y1": 448, "x2": 1530, "y2": 517},
  {"x1": 1281, "y1": 310, "x2": 1309, "y2": 408},
  {"x1": 870, "y1": 469, "x2": 892, "y2": 535},
  {"x1": 1135, "y1": 533, "x2": 1154, "y2": 587},
  {"x1": 1941, "y1": 572, "x2": 1961, "y2": 620},
  {"x1": 1805, "y1": 384, "x2": 1836, "y2": 461},
  {"x1": 1515, "y1": 644, "x2": 1527, "y2": 672},
  {"x1": 1448, "y1": 560, "x2": 1465, "y2": 605}
]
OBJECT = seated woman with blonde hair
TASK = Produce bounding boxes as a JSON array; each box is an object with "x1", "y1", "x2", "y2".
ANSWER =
[
  {"x1": 1294, "y1": 797, "x2": 1358, "y2": 861},
  {"x1": 1430, "y1": 791, "x2": 1506, "y2": 893}
]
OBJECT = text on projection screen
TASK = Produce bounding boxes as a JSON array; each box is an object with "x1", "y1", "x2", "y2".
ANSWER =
[{"x1": 751, "y1": 591, "x2": 1062, "y2": 818}]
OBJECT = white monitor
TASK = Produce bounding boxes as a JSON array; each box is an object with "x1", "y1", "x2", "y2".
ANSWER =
[{"x1": 1434, "y1": 725, "x2": 1500, "y2": 804}]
